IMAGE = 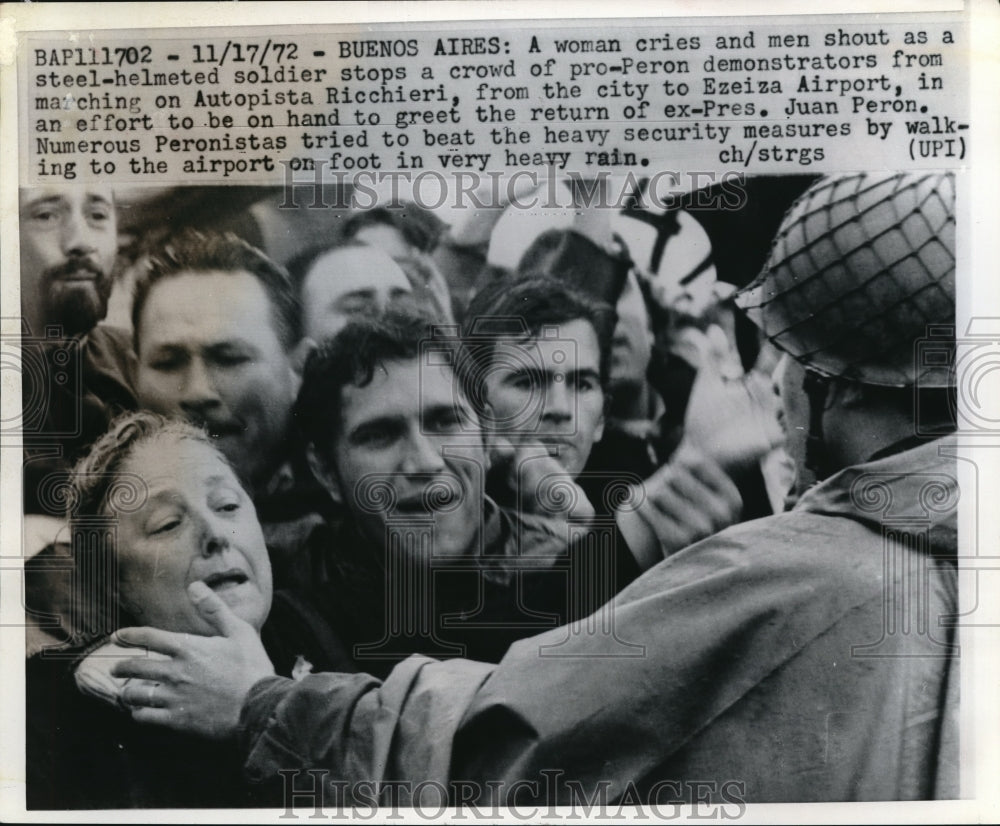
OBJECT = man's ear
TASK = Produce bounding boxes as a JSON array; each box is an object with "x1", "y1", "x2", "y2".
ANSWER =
[
  {"x1": 826, "y1": 378, "x2": 865, "y2": 411},
  {"x1": 291, "y1": 337, "x2": 317, "y2": 376},
  {"x1": 305, "y1": 442, "x2": 343, "y2": 505},
  {"x1": 593, "y1": 408, "x2": 605, "y2": 445}
]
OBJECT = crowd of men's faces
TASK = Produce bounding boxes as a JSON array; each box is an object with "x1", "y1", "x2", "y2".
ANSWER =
[{"x1": 23, "y1": 183, "x2": 819, "y2": 610}]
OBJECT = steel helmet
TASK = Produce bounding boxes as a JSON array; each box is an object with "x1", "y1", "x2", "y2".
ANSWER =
[{"x1": 735, "y1": 171, "x2": 955, "y2": 387}]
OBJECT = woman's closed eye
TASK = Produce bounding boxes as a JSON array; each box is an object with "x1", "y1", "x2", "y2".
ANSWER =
[
  {"x1": 148, "y1": 513, "x2": 182, "y2": 535},
  {"x1": 209, "y1": 486, "x2": 244, "y2": 514},
  {"x1": 214, "y1": 498, "x2": 241, "y2": 514}
]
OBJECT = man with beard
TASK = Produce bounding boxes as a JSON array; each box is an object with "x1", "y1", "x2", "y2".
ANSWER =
[{"x1": 19, "y1": 185, "x2": 137, "y2": 515}]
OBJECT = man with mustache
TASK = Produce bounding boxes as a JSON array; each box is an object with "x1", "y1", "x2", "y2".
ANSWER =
[
  {"x1": 131, "y1": 230, "x2": 321, "y2": 588},
  {"x1": 290, "y1": 310, "x2": 648, "y2": 674},
  {"x1": 19, "y1": 185, "x2": 137, "y2": 515},
  {"x1": 21, "y1": 186, "x2": 118, "y2": 340},
  {"x1": 116, "y1": 171, "x2": 959, "y2": 804}
]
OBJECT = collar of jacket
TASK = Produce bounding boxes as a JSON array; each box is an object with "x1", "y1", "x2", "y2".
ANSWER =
[{"x1": 793, "y1": 437, "x2": 957, "y2": 553}]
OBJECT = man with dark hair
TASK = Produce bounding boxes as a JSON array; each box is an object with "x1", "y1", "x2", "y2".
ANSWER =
[
  {"x1": 132, "y1": 230, "x2": 321, "y2": 587},
  {"x1": 116, "y1": 172, "x2": 959, "y2": 804},
  {"x1": 296, "y1": 311, "x2": 482, "y2": 555},
  {"x1": 292, "y1": 309, "x2": 642, "y2": 672},
  {"x1": 461, "y1": 276, "x2": 747, "y2": 567},
  {"x1": 484, "y1": 193, "x2": 764, "y2": 524},
  {"x1": 460, "y1": 277, "x2": 614, "y2": 480},
  {"x1": 342, "y1": 203, "x2": 444, "y2": 256},
  {"x1": 342, "y1": 201, "x2": 455, "y2": 321}
]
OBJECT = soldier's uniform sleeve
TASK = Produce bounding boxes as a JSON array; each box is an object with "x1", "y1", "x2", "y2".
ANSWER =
[
  {"x1": 239, "y1": 656, "x2": 495, "y2": 803},
  {"x1": 237, "y1": 509, "x2": 956, "y2": 803}
]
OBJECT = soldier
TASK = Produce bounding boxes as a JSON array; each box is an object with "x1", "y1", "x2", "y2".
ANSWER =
[{"x1": 113, "y1": 171, "x2": 960, "y2": 803}]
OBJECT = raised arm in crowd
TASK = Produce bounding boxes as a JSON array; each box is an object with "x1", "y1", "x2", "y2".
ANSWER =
[
  {"x1": 93, "y1": 172, "x2": 957, "y2": 806},
  {"x1": 22, "y1": 167, "x2": 958, "y2": 808}
]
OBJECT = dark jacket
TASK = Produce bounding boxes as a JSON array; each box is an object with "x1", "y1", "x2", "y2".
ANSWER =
[
  {"x1": 306, "y1": 498, "x2": 641, "y2": 677},
  {"x1": 23, "y1": 325, "x2": 137, "y2": 515},
  {"x1": 26, "y1": 590, "x2": 355, "y2": 810}
]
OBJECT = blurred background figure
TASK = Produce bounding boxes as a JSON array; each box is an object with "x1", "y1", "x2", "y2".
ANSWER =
[
  {"x1": 343, "y1": 202, "x2": 445, "y2": 260},
  {"x1": 342, "y1": 196, "x2": 456, "y2": 324},
  {"x1": 288, "y1": 243, "x2": 419, "y2": 341}
]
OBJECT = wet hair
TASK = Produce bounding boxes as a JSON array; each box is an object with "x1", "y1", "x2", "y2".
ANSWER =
[
  {"x1": 342, "y1": 204, "x2": 444, "y2": 253},
  {"x1": 132, "y1": 229, "x2": 300, "y2": 351},
  {"x1": 294, "y1": 308, "x2": 450, "y2": 458},
  {"x1": 286, "y1": 241, "x2": 450, "y2": 324},
  {"x1": 69, "y1": 411, "x2": 218, "y2": 524},
  {"x1": 65, "y1": 411, "x2": 229, "y2": 647},
  {"x1": 460, "y1": 276, "x2": 616, "y2": 408}
]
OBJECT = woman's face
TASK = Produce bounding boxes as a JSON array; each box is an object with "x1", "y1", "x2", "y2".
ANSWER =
[{"x1": 114, "y1": 435, "x2": 272, "y2": 635}]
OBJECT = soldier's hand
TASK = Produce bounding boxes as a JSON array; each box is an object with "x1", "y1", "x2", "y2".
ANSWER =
[{"x1": 112, "y1": 582, "x2": 276, "y2": 740}]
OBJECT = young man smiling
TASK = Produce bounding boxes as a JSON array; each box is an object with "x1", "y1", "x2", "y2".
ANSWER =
[{"x1": 291, "y1": 310, "x2": 642, "y2": 672}]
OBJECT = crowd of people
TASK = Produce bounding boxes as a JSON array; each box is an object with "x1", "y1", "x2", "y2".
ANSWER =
[{"x1": 19, "y1": 170, "x2": 959, "y2": 809}]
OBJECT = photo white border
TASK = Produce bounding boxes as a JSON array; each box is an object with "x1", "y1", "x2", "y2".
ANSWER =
[{"x1": 1, "y1": 1, "x2": 997, "y2": 823}]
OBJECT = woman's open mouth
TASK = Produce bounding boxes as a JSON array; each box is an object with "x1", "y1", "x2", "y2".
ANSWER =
[{"x1": 201, "y1": 569, "x2": 249, "y2": 593}]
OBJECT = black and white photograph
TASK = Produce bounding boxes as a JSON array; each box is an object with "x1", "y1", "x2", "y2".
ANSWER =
[{"x1": 2, "y1": 2, "x2": 997, "y2": 822}]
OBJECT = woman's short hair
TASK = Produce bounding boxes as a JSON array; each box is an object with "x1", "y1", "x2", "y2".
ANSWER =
[
  {"x1": 65, "y1": 411, "x2": 222, "y2": 648},
  {"x1": 69, "y1": 411, "x2": 216, "y2": 525}
]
